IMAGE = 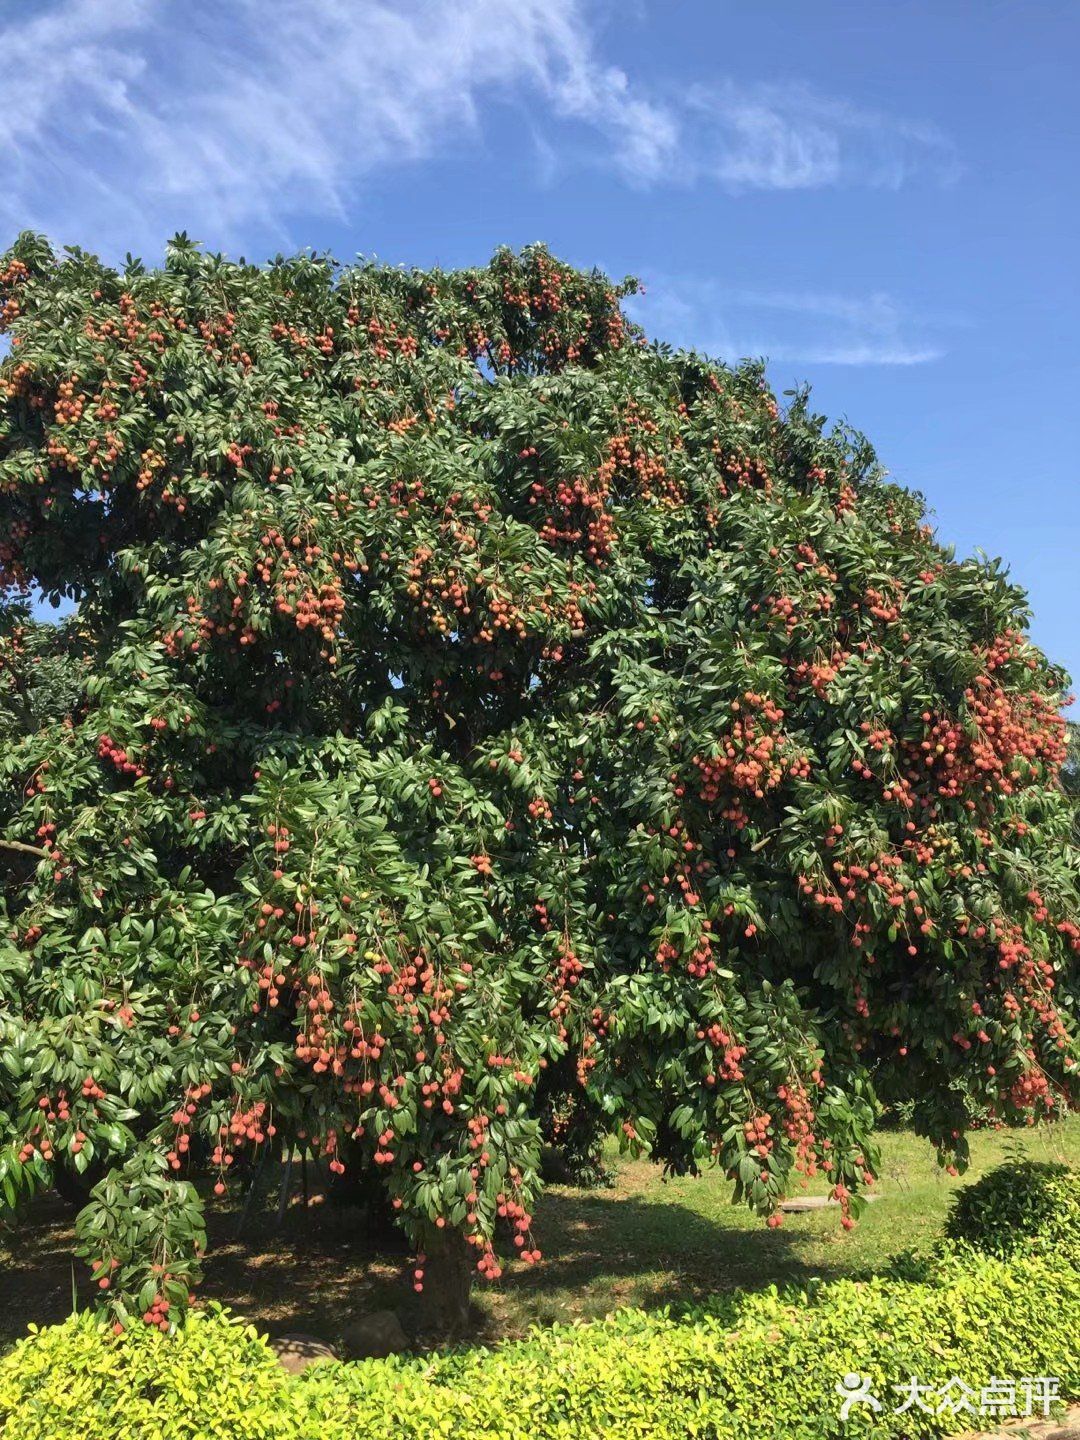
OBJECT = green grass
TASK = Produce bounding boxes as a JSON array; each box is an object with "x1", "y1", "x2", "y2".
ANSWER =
[
  {"x1": 477, "y1": 1117, "x2": 1080, "y2": 1334},
  {"x1": 1, "y1": 1119, "x2": 1078, "y2": 1353}
]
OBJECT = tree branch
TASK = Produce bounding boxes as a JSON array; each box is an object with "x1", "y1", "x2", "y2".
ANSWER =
[{"x1": 0, "y1": 838, "x2": 50, "y2": 859}]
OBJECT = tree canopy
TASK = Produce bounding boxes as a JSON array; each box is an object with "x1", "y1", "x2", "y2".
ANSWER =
[{"x1": 1, "y1": 234, "x2": 1077, "y2": 1330}]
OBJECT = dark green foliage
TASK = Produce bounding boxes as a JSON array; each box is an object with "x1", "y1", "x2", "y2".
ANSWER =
[{"x1": 945, "y1": 1157, "x2": 1080, "y2": 1263}]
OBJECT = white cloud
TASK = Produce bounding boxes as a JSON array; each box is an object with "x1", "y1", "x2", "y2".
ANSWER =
[
  {"x1": 679, "y1": 81, "x2": 958, "y2": 191},
  {"x1": 0, "y1": 0, "x2": 678, "y2": 252},
  {"x1": 776, "y1": 342, "x2": 943, "y2": 366},
  {"x1": 0, "y1": 0, "x2": 956, "y2": 255},
  {"x1": 627, "y1": 276, "x2": 947, "y2": 367}
]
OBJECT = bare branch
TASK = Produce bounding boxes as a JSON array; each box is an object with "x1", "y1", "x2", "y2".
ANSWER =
[{"x1": 0, "y1": 838, "x2": 50, "y2": 860}]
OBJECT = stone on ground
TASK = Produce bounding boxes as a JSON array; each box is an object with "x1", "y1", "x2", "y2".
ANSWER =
[
  {"x1": 341, "y1": 1309, "x2": 410, "y2": 1359},
  {"x1": 270, "y1": 1332, "x2": 338, "y2": 1374}
]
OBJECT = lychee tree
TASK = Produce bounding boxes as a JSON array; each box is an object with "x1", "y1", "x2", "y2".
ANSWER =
[{"x1": 1, "y1": 234, "x2": 1078, "y2": 1334}]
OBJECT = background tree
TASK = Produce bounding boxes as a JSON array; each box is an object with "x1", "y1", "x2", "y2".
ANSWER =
[
  {"x1": 1064, "y1": 722, "x2": 1080, "y2": 841},
  {"x1": 0, "y1": 610, "x2": 87, "y2": 741},
  {"x1": 1, "y1": 235, "x2": 1077, "y2": 1333}
]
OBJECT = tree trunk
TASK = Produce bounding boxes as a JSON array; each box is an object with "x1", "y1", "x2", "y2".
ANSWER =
[{"x1": 420, "y1": 1228, "x2": 473, "y2": 1340}]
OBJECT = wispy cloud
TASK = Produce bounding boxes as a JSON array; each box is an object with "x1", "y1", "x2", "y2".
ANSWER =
[
  {"x1": 0, "y1": 0, "x2": 675, "y2": 252},
  {"x1": 676, "y1": 82, "x2": 959, "y2": 191},
  {"x1": 0, "y1": 0, "x2": 956, "y2": 255},
  {"x1": 627, "y1": 276, "x2": 948, "y2": 367}
]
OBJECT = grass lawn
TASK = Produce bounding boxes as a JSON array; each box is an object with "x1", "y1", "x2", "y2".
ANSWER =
[{"x1": 2, "y1": 1118, "x2": 1077, "y2": 1355}]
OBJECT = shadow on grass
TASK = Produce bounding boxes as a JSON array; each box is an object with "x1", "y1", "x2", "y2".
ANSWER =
[
  {"x1": 0, "y1": 1182, "x2": 854, "y2": 1355},
  {"x1": 492, "y1": 1187, "x2": 851, "y2": 1319}
]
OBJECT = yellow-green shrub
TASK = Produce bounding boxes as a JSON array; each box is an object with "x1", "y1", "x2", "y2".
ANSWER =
[
  {"x1": 295, "y1": 1251, "x2": 1080, "y2": 1440},
  {"x1": 2, "y1": 1251, "x2": 1078, "y2": 1440},
  {"x1": 0, "y1": 1309, "x2": 292, "y2": 1440}
]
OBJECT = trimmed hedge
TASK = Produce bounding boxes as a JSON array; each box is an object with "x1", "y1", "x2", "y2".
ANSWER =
[
  {"x1": 945, "y1": 1158, "x2": 1080, "y2": 1265},
  {"x1": 1, "y1": 1248, "x2": 1078, "y2": 1440}
]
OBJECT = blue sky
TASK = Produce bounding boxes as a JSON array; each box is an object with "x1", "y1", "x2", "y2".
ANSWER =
[{"x1": 2, "y1": 0, "x2": 1077, "y2": 687}]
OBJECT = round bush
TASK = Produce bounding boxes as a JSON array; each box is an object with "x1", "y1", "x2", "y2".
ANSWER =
[{"x1": 945, "y1": 1159, "x2": 1080, "y2": 1263}]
